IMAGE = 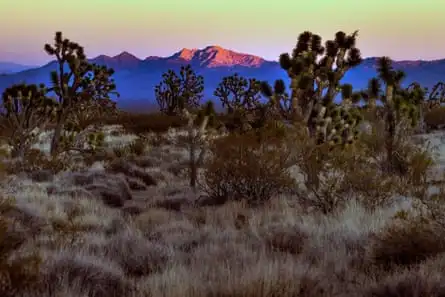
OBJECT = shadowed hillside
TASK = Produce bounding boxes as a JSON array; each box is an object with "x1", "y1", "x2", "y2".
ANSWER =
[{"x1": 1, "y1": 46, "x2": 444, "y2": 110}]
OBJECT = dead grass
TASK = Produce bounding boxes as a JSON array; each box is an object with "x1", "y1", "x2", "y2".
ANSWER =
[
  {"x1": 1, "y1": 117, "x2": 445, "y2": 297},
  {"x1": 370, "y1": 215, "x2": 445, "y2": 270}
]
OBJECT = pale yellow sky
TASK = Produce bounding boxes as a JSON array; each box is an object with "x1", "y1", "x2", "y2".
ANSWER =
[{"x1": 0, "y1": 0, "x2": 443, "y2": 64}]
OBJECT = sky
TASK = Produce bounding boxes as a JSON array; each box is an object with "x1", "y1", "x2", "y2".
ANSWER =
[{"x1": 0, "y1": 0, "x2": 443, "y2": 65}]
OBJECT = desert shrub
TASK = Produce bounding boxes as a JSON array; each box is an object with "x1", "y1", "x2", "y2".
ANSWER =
[
  {"x1": 370, "y1": 214, "x2": 445, "y2": 270},
  {"x1": 262, "y1": 225, "x2": 308, "y2": 255},
  {"x1": 424, "y1": 106, "x2": 445, "y2": 130},
  {"x1": 127, "y1": 138, "x2": 149, "y2": 156},
  {"x1": 287, "y1": 117, "x2": 434, "y2": 213},
  {"x1": 201, "y1": 128, "x2": 295, "y2": 206},
  {"x1": 4, "y1": 149, "x2": 73, "y2": 175},
  {"x1": 357, "y1": 120, "x2": 435, "y2": 199},
  {"x1": 118, "y1": 112, "x2": 186, "y2": 135},
  {"x1": 274, "y1": 124, "x2": 366, "y2": 213},
  {"x1": 110, "y1": 138, "x2": 150, "y2": 161},
  {"x1": 364, "y1": 269, "x2": 445, "y2": 297},
  {"x1": 0, "y1": 197, "x2": 41, "y2": 297}
]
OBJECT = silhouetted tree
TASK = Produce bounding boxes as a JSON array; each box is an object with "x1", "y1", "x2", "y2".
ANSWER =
[
  {"x1": 261, "y1": 30, "x2": 363, "y2": 147},
  {"x1": 0, "y1": 83, "x2": 56, "y2": 158},
  {"x1": 155, "y1": 65, "x2": 204, "y2": 116},
  {"x1": 214, "y1": 73, "x2": 261, "y2": 114},
  {"x1": 44, "y1": 31, "x2": 118, "y2": 156},
  {"x1": 362, "y1": 57, "x2": 424, "y2": 173}
]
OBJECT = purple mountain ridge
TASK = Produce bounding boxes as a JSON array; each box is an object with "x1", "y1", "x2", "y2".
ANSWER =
[{"x1": 0, "y1": 45, "x2": 444, "y2": 110}]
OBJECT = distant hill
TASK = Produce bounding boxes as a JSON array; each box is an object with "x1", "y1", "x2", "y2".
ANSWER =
[
  {"x1": 0, "y1": 46, "x2": 444, "y2": 110},
  {"x1": 0, "y1": 62, "x2": 36, "y2": 74}
]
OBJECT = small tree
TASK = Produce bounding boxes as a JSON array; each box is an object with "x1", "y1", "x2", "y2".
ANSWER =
[
  {"x1": 58, "y1": 97, "x2": 117, "y2": 154},
  {"x1": 422, "y1": 82, "x2": 445, "y2": 131},
  {"x1": 154, "y1": 65, "x2": 204, "y2": 116},
  {"x1": 214, "y1": 73, "x2": 261, "y2": 114},
  {"x1": 0, "y1": 83, "x2": 56, "y2": 158},
  {"x1": 44, "y1": 31, "x2": 118, "y2": 156},
  {"x1": 365, "y1": 57, "x2": 425, "y2": 173},
  {"x1": 182, "y1": 101, "x2": 216, "y2": 189}
]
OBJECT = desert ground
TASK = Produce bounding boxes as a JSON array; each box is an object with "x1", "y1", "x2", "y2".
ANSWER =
[{"x1": 0, "y1": 122, "x2": 445, "y2": 297}]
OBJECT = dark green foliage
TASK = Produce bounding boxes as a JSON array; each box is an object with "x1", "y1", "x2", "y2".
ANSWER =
[
  {"x1": 423, "y1": 82, "x2": 445, "y2": 111},
  {"x1": 44, "y1": 31, "x2": 118, "y2": 156},
  {"x1": 428, "y1": 82, "x2": 445, "y2": 101},
  {"x1": 0, "y1": 83, "x2": 56, "y2": 158},
  {"x1": 360, "y1": 78, "x2": 382, "y2": 111},
  {"x1": 260, "y1": 30, "x2": 364, "y2": 147},
  {"x1": 195, "y1": 100, "x2": 218, "y2": 128},
  {"x1": 214, "y1": 73, "x2": 261, "y2": 114},
  {"x1": 361, "y1": 57, "x2": 426, "y2": 173},
  {"x1": 155, "y1": 65, "x2": 204, "y2": 116}
]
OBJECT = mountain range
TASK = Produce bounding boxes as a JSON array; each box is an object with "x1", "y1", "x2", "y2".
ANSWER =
[
  {"x1": 0, "y1": 62, "x2": 37, "y2": 74},
  {"x1": 0, "y1": 45, "x2": 444, "y2": 110}
]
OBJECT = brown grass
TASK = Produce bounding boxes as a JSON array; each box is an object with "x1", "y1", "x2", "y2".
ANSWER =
[
  {"x1": 2, "y1": 106, "x2": 445, "y2": 297},
  {"x1": 370, "y1": 215, "x2": 445, "y2": 270},
  {"x1": 425, "y1": 107, "x2": 445, "y2": 131},
  {"x1": 115, "y1": 111, "x2": 187, "y2": 135}
]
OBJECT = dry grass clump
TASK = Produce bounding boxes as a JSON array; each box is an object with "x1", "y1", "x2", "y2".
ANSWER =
[
  {"x1": 364, "y1": 268, "x2": 445, "y2": 297},
  {"x1": 39, "y1": 252, "x2": 131, "y2": 297},
  {"x1": 370, "y1": 213, "x2": 445, "y2": 270},
  {"x1": 4, "y1": 149, "x2": 72, "y2": 175},
  {"x1": 102, "y1": 230, "x2": 171, "y2": 277},
  {"x1": 424, "y1": 107, "x2": 445, "y2": 131},
  {"x1": 0, "y1": 197, "x2": 41, "y2": 297}
]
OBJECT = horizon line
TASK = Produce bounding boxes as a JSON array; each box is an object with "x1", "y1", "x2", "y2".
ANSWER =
[{"x1": 2, "y1": 44, "x2": 445, "y2": 68}]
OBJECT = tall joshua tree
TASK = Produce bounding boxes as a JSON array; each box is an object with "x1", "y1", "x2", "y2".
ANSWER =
[
  {"x1": 261, "y1": 30, "x2": 364, "y2": 146},
  {"x1": 365, "y1": 57, "x2": 424, "y2": 172},
  {"x1": 44, "y1": 31, "x2": 118, "y2": 156},
  {"x1": 0, "y1": 83, "x2": 56, "y2": 158},
  {"x1": 155, "y1": 65, "x2": 204, "y2": 116}
]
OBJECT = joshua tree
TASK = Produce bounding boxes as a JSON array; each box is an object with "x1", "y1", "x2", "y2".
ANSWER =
[
  {"x1": 366, "y1": 57, "x2": 424, "y2": 172},
  {"x1": 0, "y1": 83, "x2": 56, "y2": 158},
  {"x1": 420, "y1": 82, "x2": 445, "y2": 131},
  {"x1": 182, "y1": 101, "x2": 216, "y2": 189},
  {"x1": 261, "y1": 30, "x2": 364, "y2": 147},
  {"x1": 214, "y1": 73, "x2": 263, "y2": 132},
  {"x1": 214, "y1": 73, "x2": 261, "y2": 114},
  {"x1": 44, "y1": 31, "x2": 118, "y2": 156},
  {"x1": 423, "y1": 82, "x2": 445, "y2": 112},
  {"x1": 360, "y1": 78, "x2": 381, "y2": 112},
  {"x1": 155, "y1": 65, "x2": 204, "y2": 116}
]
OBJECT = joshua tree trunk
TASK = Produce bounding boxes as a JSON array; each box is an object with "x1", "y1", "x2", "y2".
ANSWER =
[
  {"x1": 50, "y1": 111, "x2": 67, "y2": 156},
  {"x1": 384, "y1": 85, "x2": 396, "y2": 173}
]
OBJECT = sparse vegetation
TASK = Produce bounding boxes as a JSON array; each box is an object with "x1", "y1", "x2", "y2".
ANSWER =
[{"x1": 1, "y1": 29, "x2": 445, "y2": 297}]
